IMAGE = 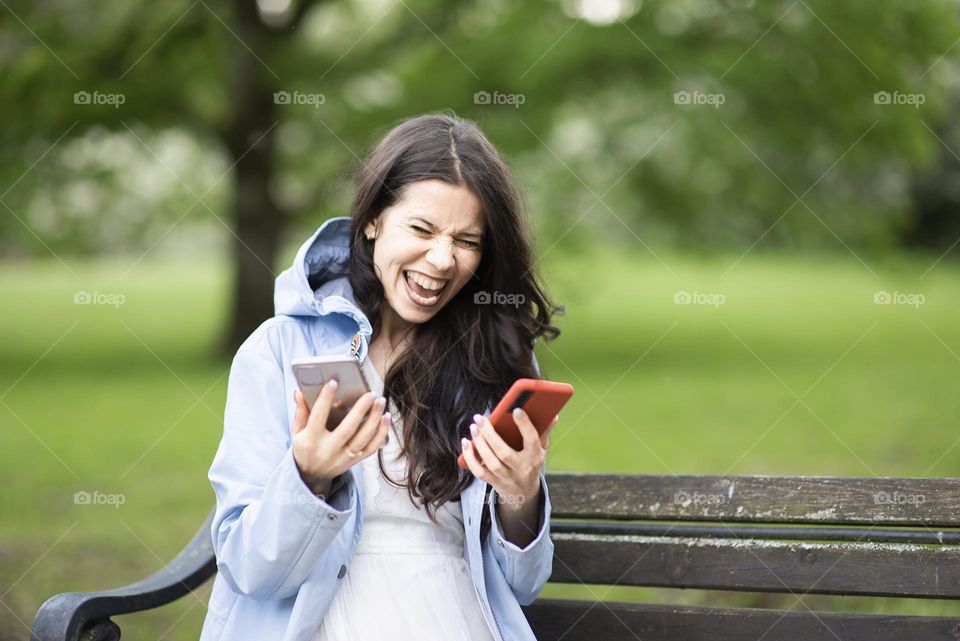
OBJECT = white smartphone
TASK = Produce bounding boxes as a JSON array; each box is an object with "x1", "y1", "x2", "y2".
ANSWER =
[{"x1": 291, "y1": 355, "x2": 372, "y2": 431}]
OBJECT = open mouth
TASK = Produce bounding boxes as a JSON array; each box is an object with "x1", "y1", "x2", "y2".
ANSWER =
[{"x1": 403, "y1": 270, "x2": 448, "y2": 307}]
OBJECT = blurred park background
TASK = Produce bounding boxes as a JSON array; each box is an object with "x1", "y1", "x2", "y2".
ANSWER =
[{"x1": 3, "y1": 0, "x2": 960, "y2": 639}]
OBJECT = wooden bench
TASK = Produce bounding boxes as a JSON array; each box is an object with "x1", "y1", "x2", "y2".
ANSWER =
[{"x1": 32, "y1": 473, "x2": 960, "y2": 641}]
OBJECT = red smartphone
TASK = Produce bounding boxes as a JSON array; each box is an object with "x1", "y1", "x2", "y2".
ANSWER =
[{"x1": 457, "y1": 378, "x2": 574, "y2": 470}]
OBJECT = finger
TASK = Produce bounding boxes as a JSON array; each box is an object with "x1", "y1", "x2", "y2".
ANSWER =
[
  {"x1": 304, "y1": 379, "x2": 340, "y2": 435},
  {"x1": 460, "y1": 436, "x2": 491, "y2": 482},
  {"x1": 291, "y1": 389, "x2": 309, "y2": 436},
  {"x1": 469, "y1": 421, "x2": 509, "y2": 477},
  {"x1": 472, "y1": 415, "x2": 518, "y2": 469},
  {"x1": 347, "y1": 398, "x2": 388, "y2": 453},
  {"x1": 328, "y1": 391, "x2": 381, "y2": 444},
  {"x1": 511, "y1": 408, "x2": 543, "y2": 451},
  {"x1": 541, "y1": 414, "x2": 559, "y2": 449}
]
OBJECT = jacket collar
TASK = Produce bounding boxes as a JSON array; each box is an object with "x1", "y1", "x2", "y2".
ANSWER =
[{"x1": 273, "y1": 216, "x2": 373, "y2": 341}]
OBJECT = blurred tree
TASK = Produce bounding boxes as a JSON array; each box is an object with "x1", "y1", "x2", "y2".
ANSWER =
[
  {"x1": 2, "y1": 0, "x2": 960, "y2": 356},
  {"x1": 903, "y1": 99, "x2": 960, "y2": 249}
]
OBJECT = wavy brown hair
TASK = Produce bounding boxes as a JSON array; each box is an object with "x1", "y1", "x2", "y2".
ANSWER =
[{"x1": 347, "y1": 112, "x2": 562, "y2": 522}]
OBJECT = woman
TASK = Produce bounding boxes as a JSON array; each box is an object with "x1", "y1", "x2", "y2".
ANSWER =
[{"x1": 201, "y1": 112, "x2": 563, "y2": 641}]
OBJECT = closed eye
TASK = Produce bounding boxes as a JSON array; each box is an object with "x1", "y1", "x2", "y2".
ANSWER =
[{"x1": 412, "y1": 224, "x2": 482, "y2": 249}]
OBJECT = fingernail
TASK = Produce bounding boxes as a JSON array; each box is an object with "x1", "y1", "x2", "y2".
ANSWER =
[
  {"x1": 383, "y1": 411, "x2": 391, "y2": 423},
  {"x1": 327, "y1": 379, "x2": 338, "y2": 390},
  {"x1": 469, "y1": 423, "x2": 478, "y2": 438},
  {"x1": 513, "y1": 407, "x2": 522, "y2": 419},
  {"x1": 473, "y1": 413, "x2": 483, "y2": 424},
  {"x1": 293, "y1": 390, "x2": 298, "y2": 402},
  {"x1": 376, "y1": 396, "x2": 386, "y2": 409},
  {"x1": 461, "y1": 437, "x2": 470, "y2": 451}
]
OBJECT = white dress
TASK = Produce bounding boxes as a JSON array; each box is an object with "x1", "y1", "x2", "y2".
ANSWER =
[{"x1": 313, "y1": 357, "x2": 498, "y2": 641}]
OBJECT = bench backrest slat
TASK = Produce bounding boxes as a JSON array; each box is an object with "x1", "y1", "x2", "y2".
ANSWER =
[{"x1": 546, "y1": 473, "x2": 960, "y2": 527}]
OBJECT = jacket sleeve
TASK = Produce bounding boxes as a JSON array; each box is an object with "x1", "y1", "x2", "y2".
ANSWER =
[
  {"x1": 209, "y1": 342, "x2": 357, "y2": 601},
  {"x1": 483, "y1": 345, "x2": 555, "y2": 605},
  {"x1": 486, "y1": 468, "x2": 554, "y2": 605}
]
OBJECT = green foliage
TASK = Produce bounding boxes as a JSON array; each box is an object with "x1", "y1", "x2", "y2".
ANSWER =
[{"x1": 4, "y1": 0, "x2": 960, "y2": 256}]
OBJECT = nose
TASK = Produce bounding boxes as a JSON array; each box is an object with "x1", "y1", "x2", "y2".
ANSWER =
[{"x1": 425, "y1": 238, "x2": 456, "y2": 273}]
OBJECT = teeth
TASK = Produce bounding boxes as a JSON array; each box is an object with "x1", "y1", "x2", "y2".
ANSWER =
[{"x1": 407, "y1": 271, "x2": 446, "y2": 291}]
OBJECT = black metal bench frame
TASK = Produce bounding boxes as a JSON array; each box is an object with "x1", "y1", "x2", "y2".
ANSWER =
[{"x1": 31, "y1": 473, "x2": 960, "y2": 641}]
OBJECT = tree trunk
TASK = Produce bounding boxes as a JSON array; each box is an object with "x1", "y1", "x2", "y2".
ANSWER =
[
  {"x1": 218, "y1": 4, "x2": 287, "y2": 359},
  {"x1": 222, "y1": 117, "x2": 284, "y2": 358},
  {"x1": 902, "y1": 105, "x2": 960, "y2": 250}
]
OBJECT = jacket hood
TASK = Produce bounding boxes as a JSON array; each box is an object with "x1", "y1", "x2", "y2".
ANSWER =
[{"x1": 274, "y1": 216, "x2": 373, "y2": 340}]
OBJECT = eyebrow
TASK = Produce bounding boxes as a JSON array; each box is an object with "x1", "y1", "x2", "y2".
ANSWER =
[{"x1": 410, "y1": 216, "x2": 483, "y2": 239}]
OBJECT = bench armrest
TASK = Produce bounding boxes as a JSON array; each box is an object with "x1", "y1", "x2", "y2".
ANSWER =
[{"x1": 31, "y1": 509, "x2": 217, "y2": 641}]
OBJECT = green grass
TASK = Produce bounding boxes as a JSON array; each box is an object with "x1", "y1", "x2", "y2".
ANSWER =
[{"x1": 2, "y1": 247, "x2": 959, "y2": 639}]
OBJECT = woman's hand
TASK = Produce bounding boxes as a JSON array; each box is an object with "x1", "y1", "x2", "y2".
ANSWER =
[
  {"x1": 291, "y1": 380, "x2": 391, "y2": 493},
  {"x1": 460, "y1": 409, "x2": 558, "y2": 510}
]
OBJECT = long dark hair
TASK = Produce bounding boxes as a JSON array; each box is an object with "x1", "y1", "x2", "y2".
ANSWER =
[{"x1": 347, "y1": 112, "x2": 562, "y2": 522}]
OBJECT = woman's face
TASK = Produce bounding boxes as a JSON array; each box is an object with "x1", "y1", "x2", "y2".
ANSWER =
[{"x1": 365, "y1": 179, "x2": 485, "y2": 329}]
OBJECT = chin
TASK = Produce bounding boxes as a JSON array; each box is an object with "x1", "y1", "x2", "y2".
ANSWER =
[{"x1": 402, "y1": 300, "x2": 444, "y2": 321}]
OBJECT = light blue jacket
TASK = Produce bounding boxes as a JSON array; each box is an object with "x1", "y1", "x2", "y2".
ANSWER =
[{"x1": 200, "y1": 217, "x2": 554, "y2": 641}]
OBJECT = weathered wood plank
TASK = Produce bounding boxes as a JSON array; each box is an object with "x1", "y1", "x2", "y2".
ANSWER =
[
  {"x1": 548, "y1": 532, "x2": 960, "y2": 598},
  {"x1": 522, "y1": 600, "x2": 960, "y2": 641},
  {"x1": 552, "y1": 520, "x2": 960, "y2": 545},
  {"x1": 546, "y1": 473, "x2": 960, "y2": 526}
]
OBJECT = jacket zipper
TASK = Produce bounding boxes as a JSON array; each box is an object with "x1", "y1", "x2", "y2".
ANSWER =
[
  {"x1": 479, "y1": 552, "x2": 506, "y2": 641},
  {"x1": 478, "y1": 484, "x2": 506, "y2": 641}
]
